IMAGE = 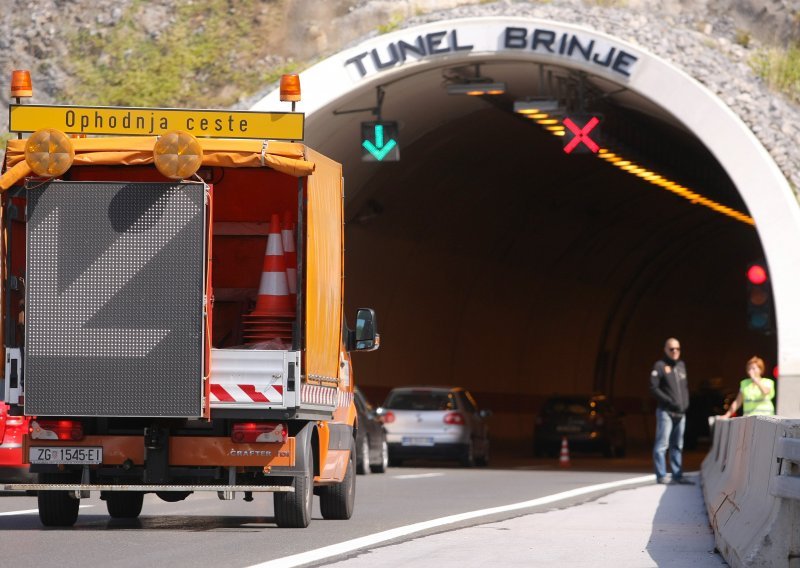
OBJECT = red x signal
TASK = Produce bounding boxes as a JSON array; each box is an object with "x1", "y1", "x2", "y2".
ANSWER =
[{"x1": 563, "y1": 116, "x2": 600, "y2": 154}]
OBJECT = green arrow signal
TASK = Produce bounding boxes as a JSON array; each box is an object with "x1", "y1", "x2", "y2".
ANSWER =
[{"x1": 362, "y1": 124, "x2": 397, "y2": 161}]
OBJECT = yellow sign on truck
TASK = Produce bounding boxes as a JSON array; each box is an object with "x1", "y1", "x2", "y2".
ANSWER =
[
  {"x1": 9, "y1": 103, "x2": 305, "y2": 139},
  {"x1": 0, "y1": 72, "x2": 378, "y2": 528}
]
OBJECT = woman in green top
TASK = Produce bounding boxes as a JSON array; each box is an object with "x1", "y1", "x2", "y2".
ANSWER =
[{"x1": 722, "y1": 356, "x2": 775, "y2": 417}]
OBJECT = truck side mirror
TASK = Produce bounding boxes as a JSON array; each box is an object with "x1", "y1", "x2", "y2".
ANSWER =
[{"x1": 353, "y1": 308, "x2": 379, "y2": 352}]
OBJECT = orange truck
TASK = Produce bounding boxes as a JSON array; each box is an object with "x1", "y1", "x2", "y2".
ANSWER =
[{"x1": 0, "y1": 71, "x2": 379, "y2": 527}]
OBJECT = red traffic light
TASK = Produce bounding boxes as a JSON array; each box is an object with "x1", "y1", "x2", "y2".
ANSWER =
[{"x1": 747, "y1": 264, "x2": 768, "y2": 285}]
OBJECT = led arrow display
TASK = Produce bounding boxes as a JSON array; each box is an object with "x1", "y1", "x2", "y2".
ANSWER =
[
  {"x1": 27, "y1": 190, "x2": 200, "y2": 357},
  {"x1": 361, "y1": 121, "x2": 400, "y2": 162}
]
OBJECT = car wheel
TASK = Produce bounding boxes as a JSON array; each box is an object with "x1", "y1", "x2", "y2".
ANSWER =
[
  {"x1": 356, "y1": 435, "x2": 371, "y2": 475},
  {"x1": 475, "y1": 441, "x2": 490, "y2": 467},
  {"x1": 460, "y1": 441, "x2": 475, "y2": 467},
  {"x1": 370, "y1": 436, "x2": 389, "y2": 473},
  {"x1": 388, "y1": 448, "x2": 403, "y2": 468}
]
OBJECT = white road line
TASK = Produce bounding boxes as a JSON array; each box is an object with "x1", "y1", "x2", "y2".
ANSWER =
[
  {"x1": 392, "y1": 473, "x2": 445, "y2": 480},
  {"x1": 0, "y1": 505, "x2": 93, "y2": 517},
  {"x1": 247, "y1": 474, "x2": 655, "y2": 568}
]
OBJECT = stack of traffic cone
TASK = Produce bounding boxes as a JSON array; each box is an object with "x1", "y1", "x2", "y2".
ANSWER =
[
  {"x1": 242, "y1": 213, "x2": 295, "y2": 344},
  {"x1": 282, "y1": 211, "x2": 297, "y2": 305},
  {"x1": 559, "y1": 437, "x2": 571, "y2": 468}
]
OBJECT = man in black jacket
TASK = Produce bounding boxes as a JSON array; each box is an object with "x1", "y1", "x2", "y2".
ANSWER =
[{"x1": 650, "y1": 337, "x2": 694, "y2": 485}]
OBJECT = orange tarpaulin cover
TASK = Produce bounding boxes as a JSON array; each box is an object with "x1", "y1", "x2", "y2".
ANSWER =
[{"x1": 0, "y1": 137, "x2": 314, "y2": 190}]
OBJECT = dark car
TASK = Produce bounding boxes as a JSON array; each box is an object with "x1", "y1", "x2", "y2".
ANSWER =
[
  {"x1": 354, "y1": 387, "x2": 388, "y2": 474},
  {"x1": 380, "y1": 386, "x2": 490, "y2": 467},
  {"x1": 684, "y1": 382, "x2": 738, "y2": 450},
  {"x1": 534, "y1": 395, "x2": 626, "y2": 458}
]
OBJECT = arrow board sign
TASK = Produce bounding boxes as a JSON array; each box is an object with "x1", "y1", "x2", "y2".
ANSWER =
[
  {"x1": 361, "y1": 121, "x2": 400, "y2": 162},
  {"x1": 24, "y1": 181, "x2": 206, "y2": 417}
]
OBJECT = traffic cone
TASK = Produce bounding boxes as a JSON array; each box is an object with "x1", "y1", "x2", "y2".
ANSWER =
[
  {"x1": 252, "y1": 213, "x2": 293, "y2": 315},
  {"x1": 559, "y1": 437, "x2": 571, "y2": 468},
  {"x1": 282, "y1": 211, "x2": 297, "y2": 303}
]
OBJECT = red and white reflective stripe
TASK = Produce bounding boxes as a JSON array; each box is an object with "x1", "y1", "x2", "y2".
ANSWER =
[
  {"x1": 338, "y1": 391, "x2": 354, "y2": 409},
  {"x1": 301, "y1": 384, "x2": 337, "y2": 407},
  {"x1": 210, "y1": 383, "x2": 284, "y2": 403}
]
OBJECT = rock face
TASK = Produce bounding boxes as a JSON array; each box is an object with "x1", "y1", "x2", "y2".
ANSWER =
[{"x1": 0, "y1": 0, "x2": 798, "y2": 192}]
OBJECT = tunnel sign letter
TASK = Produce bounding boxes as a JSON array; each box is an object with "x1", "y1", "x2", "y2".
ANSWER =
[
  {"x1": 563, "y1": 115, "x2": 600, "y2": 154},
  {"x1": 361, "y1": 121, "x2": 400, "y2": 162}
]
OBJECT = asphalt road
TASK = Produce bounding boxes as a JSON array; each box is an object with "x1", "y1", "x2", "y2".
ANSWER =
[{"x1": 0, "y1": 451, "x2": 705, "y2": 567}]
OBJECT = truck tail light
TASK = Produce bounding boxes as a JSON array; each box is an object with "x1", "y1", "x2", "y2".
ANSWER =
[
  {"x1": 30, "y1": 419, "x2": 84, "y2": 441},
  {"x1": 381, "y1": 411, "x2": 395, "y2": 424},
  {"x1": 5, "y1": 416, "x2": 26, "y2": 427},
  {"x1": 231, "y1": 422, "x2": 287, "y2": 444},
  {"x1": 444, "y1": 412, "x2": 465, "y2": 425}
]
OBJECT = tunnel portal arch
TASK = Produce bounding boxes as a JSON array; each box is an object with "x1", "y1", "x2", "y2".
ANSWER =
[{"x1": 254, "y1": 17, "x2": 800, "y2": 416}]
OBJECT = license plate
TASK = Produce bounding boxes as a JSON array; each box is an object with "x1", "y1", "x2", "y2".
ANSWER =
[
  {"x1": 402, "y1": 437, "x2": 434, "y2": 447},
  {"x1": 29, "y1": 446, "x2": 103, "y2": 465},
  {"x1": 556, "y1": 425, "x2": 580, "y2": 433}
]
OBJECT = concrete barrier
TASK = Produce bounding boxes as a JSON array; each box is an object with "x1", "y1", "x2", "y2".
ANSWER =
[{"x1": 701, "y1": 416, "x2": 800, "y2": 567}]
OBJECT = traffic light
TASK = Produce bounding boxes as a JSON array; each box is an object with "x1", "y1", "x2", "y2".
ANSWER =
[
  {"x1": 361, "y1": 121, "x2": 400, "y2": 162},
  {"x1": 746, "y1": 262, "x2": 773, "y2": 333},
  {"x1": 562, "y1": 114, "x2": 601, "y2": 154}
]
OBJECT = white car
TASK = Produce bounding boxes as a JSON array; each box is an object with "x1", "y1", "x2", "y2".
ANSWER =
[{"x1": 379, "y1": 387, "x2": 490, "y2": 467}]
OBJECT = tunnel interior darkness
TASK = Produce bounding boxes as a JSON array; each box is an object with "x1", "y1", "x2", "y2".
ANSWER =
[{"x1": 310, "y1": 63, "x2": 777, "y2": 447}]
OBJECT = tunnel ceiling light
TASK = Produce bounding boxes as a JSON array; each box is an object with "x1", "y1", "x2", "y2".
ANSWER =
[
  {"x1": 446, "y1": 82, "x2": 506, "y2": 96},
  {"x1": 513, "y1": 99, "x2": 560, "y2": 114},
  {"x1": 594, "y1": 148, "x2": 754, "y2": 226},
  {"x1": 533, "y1": 125, "x2": 754, "y2": 227}
]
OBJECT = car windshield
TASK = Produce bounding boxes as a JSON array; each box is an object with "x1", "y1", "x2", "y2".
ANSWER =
[
  {"x1": 384, "y1": 390, "x2": 455, "y2": 411},
  {"x1": 543, "y1": 399, "x2": 592, "y2": 415}
]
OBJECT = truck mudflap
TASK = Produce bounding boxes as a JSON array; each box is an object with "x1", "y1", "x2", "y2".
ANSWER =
[{"x1": 1, "y1": 483, "x2": 294, "y2": 493}]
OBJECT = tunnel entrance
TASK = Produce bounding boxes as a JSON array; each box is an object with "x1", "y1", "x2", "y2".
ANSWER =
[{"x1": 253, "y1": 17, "x2": 800, "y2": 445}]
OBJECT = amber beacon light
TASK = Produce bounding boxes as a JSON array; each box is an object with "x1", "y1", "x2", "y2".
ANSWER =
[
  {"x1": 11, "y1": 69, "x2": 32, "y2": 98},
  {"x1": 280, "y1": 74, "x2": 301, "y2": 102},
  {"x1": 25, "y1": 129, "x2": 75, "y2": 177},
  {"x1": 153, "y1": 130, "x2": 203, "y2": 180}
]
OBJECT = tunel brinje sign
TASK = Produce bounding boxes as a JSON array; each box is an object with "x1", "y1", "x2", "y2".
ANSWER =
[{"x1": 341, "y1": 22, "x2": 639, "y2": 82}]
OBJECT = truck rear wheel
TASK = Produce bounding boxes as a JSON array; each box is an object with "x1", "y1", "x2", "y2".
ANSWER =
[
  {"x1": 320, "y1": 437, "x2": 356, "y2": 520},
  {"x1": 274, "y1": 436, "x2": 313, "y2": 528},
  {"x1": 106, "y1": 492, "x2": 144, "y2": 519},
  {"x1": 38, "y1": 473, "x2": 80, "y2": 527}
]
